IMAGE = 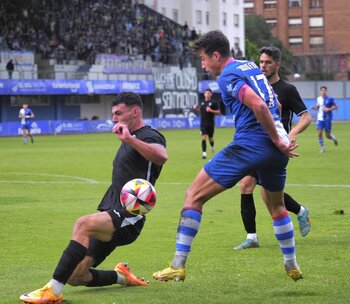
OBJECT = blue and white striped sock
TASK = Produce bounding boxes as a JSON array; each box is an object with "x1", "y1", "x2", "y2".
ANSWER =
[
  {"x1": 273, "y1": 211, "x2": 297, "y2": 268},
  {"x1": 172, "y1": 209, "x2": 202, "y2": 268},
  {"x1": 318, "y1": 136, "x2": 325, "y2": 148}
]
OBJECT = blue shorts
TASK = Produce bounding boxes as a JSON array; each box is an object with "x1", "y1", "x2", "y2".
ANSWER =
[
  {"x1": 204, "y1": 139, "x2": 289, "y2": 192},
  {"x1": 317, "y1": 120, "x2": 332, "y2": 133},
  {"x1": 21, "y1": 123, "x2": 32, "y2": 130}
]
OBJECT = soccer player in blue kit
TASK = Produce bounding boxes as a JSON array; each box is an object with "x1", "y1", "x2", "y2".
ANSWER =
[
  {"x1": 153, "y1": 30, "x2": 303, "y2": 282},
  {"x1": 311, "y1": 86, "x2": 338, "y2": 153},
  {"x1": 19, "y1": 103, "x2": 35, "y2": 144}
]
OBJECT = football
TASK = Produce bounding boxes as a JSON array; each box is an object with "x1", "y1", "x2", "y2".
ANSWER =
[{"x1": 120, "y1": 178, "x2": 156, "y2": 216}]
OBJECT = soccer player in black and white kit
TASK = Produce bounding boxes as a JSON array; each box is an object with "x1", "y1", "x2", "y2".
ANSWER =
[
  {"x1": 20, "y1": 92, "x2": 168, "y2": 304},
  {"x1": 234, "y1": 46, "x2": 312, "y2": 250},
  {"x1": 193, "y1": 88, "x2": 221, "y2": 159}
]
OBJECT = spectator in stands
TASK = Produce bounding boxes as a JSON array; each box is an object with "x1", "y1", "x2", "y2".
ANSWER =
[
  {"x1": 6, "y1": 59, "x2": 14, "y2": 79},
  {"x1": 191, "y1": 27, "x2": 197, "y2": 40},
  {"x1": 235, "y1": 46, "x2": 243, "y2": 59},
  {"x1": 0, "y1": 1, "x2": 194, "y2": 66}
]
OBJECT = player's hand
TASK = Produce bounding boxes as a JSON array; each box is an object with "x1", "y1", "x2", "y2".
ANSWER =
[
  {"x1": 288, "y1": 132, "x2": 297, "y2": 147},
  {"x1": 193, "y1": 104, "x2": 198, "y2": 110},
  {"x1": 206, "y1": 106, "x2": 211, "y2": 112},
  {"x1": 274, "y1": 139, "x2": 299, "y2": 158},
  {"x1": 112, "y1": 123, "x2": 132, "y2": 142},
  {"x1": 283, "y1": 143, "x2": 299, "y2": 158}
]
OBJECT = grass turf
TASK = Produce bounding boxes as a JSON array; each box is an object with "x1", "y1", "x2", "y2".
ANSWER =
[{"x1": 0, "y1": 122, "x2": 349, "y2": 303}]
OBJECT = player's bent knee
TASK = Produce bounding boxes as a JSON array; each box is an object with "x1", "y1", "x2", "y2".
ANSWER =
[{"x1": 74, "y1": 215, "x2": 95, "y2": 236}]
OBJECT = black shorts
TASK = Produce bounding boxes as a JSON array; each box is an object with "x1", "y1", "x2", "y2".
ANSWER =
[
  {"x1": 200, "y1": 126, "x2": 214, "y2": 137},
  {"x1": 88, "y1": 208, "x2": 145, "y2": 267}
]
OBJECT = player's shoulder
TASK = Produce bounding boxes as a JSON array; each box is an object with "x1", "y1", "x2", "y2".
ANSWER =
[
  {"x1": 274, "y1": 79, "x2": 296, "y2": 91},
  {"x1": 137, "y1": 126, "x2": 166, "y2": 145}
]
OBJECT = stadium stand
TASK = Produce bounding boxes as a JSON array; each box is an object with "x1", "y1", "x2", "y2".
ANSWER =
[{"x1": 0, "y1": 0, "x2": 196, "y2": 80}]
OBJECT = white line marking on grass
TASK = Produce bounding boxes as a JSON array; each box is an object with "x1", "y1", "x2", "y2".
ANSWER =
[
  {"x1": 1, "y1": 174, "x2": 349, "y2": 188},
  {"x1": 158, "y1": 183, "x2": 350, "y2": 188},
  {"x1": 287, "y1": 184, "x2": 350, "y2": 188},
  {"x1": 2, "y1": 173, "x2": 100, "y2": 184},
  {"x1": 0, "y1": 180, "x2": 105, "y2": 184}
]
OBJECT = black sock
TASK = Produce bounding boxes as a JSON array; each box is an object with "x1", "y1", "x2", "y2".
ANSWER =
[
  {"x1": 241, "y1": 194, "x2": 256, "y2": 234},
  {"x1": 86, "y1": 269, "x2": 118, "y2": 287},
  {"x1": 284, "y1": 192, "x2": 301, "y2": 215},
  {"x1": 53, "y1": 240, "x2": 87, "y2": 284},
  {"x1": 209, "y1": 139, "x2": 214, "y2": 148},
  {"x1": 201, "y1": 140, "x2": 206, "y2": 152}
]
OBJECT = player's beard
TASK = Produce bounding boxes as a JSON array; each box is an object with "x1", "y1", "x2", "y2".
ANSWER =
[{"x1": 266, "y1": 71, "x2": 277, "y2": 80}]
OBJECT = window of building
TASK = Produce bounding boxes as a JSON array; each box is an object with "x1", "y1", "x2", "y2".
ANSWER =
[
  {"x1": 289, "y1": 37, "x2": 303, "y2": 46},
  {"x1": 172, "y1": 9, "x2": 178, "y2": 22},
  {"x1": 10, "y1": 95, "x2": 51, "y2": 107},
  {"x1": 196, "y1": 10, "x2": 202, "y2": 25},
  {"x1": 264, "y1": 0, "x2": 277, "y2": 9},
  {"x1": 266, "y1": 19, "x2": 277, "y2": 28},
  {"x1": 309, "y1": 16, "x2": 323, "y2": 28},
  {"x1": 234, "y1": 14, "x2": 239, "y2": 27},
  {"x1": 310, "y1": 36, "x2": 324, "y2": 47},
  {"x1": 223, "y1": 12, "x2": 227, "y2": 26},
  {"x1": 289, "y1": 18, "x2": 302, "y2": 26},
  {"x1": 65, "y1": 95, "x2": 100, "y2": 105},
  {"x1": 206, "y1": 11, "x2": 210, "y2": 26},
  {"x1": 288, "y1": 0, "x2": 301, "y2": 7},
  {"x1": 244, "y1": 1, "x2": 254, "y2": 9},
  {"x1": 310, "y1": 0, "x2": 323, "y2": 8}
]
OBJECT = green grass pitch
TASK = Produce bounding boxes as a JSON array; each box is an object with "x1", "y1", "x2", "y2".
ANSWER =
[{"x1": 1, "y1": 122, "x2": 349, "y2": 303}]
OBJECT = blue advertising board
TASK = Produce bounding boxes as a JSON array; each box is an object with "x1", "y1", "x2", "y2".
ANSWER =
[
  {"x1": 0, "y1": 80, "x2": 154, "y2": 95},
  {"x1": 0, "y1": 116, "x2": 236, "y2": 137}
]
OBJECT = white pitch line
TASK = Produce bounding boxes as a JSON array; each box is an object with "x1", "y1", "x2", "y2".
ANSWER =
[
  {"x1": 3, "y1": 173, "x2": 100, "y2": 184},
  {"x1": 1, "y1": 174, "x2": 349, "y2": 188},
  {"x1": 287, "y1": 184, "x2": 350, "y2": 188},
  {"x1": 0, "y1": 178, "x2": 349, "y2": 188}
]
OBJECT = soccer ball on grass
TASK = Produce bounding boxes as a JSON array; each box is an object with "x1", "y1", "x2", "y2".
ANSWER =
[{"x1": 120, "y1": 178, "x2": 156, "y2": 216}]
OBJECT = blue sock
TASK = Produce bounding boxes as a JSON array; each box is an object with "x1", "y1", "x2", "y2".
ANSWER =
[
  {"x1": 273, "y1": 211, "x2": 296, "y2": 265},
  {"x1": 318, "y1": 136, "x2": 324, "y2": 148},
  {"x1": 172, "y1": 209, "x2": 202, "y2": 268}
]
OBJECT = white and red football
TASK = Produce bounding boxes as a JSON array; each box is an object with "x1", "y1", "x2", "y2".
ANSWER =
[{"x1": 120, "y1": 178, "x2": 156, "y2": 216}]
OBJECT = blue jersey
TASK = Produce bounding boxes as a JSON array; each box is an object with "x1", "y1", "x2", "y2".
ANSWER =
[
  {"x1": 205, "y1": 60, "x2": 289, "y2": 192},
  {"x1": 218, "y1": 60, "x2": 281, "y2": 141},
  {"x1": 316, "y1": 95, "x2": 336, "y2": 122},
  {"x1": 19, "y1": 108, "x2": 34, "y2": 125}
]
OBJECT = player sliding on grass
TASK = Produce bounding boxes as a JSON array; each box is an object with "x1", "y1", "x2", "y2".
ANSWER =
[
  {"x1": 153, "y1": 30, "x2": 303, "y2": 282},
  {"x1": 20, "y1": 92, "x2": 167, "y2": 304}
]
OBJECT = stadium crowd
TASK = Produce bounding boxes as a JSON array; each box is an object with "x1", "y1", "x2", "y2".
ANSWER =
[{"x1": 0, "y1": 0, "x2": 196, "y2": 65}]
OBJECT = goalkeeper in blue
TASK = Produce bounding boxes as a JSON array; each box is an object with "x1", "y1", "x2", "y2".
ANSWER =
[{"x1": 153, "y1": 30, "x2": 303, "y2": 282}]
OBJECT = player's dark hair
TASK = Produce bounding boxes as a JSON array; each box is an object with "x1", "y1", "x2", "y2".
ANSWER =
[
  {"x1": 112, "y1": 92, "x2": 143, "y2": 110},
  {"x1": 204, "y1": 88, "x2": 213, "y2": 93},
  {"x1": 320, "y1": 85, "x2": 327, "y2": 90},
  {"x1": 192, "y1": 30, "x2": 231, "y2": 57},
  {"x1": 259, "y1": 46, "x2": 281, "y2": 62}
]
